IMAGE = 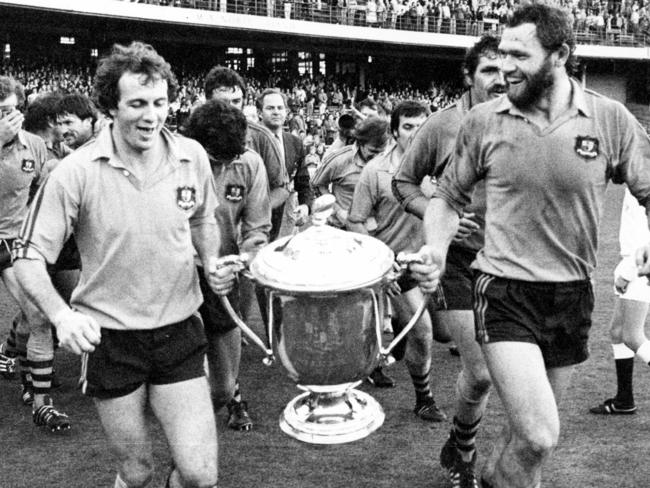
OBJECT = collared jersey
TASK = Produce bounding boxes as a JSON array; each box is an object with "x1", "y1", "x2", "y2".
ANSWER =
[
  {"x1": 348, "y1": 144, "x2": 423, "y2": 253},
  {"x1": 392, "y1": 91, "x2": 485, "y2": 251},
  {"x1": 14, "y1": 125, "x2": 218, "y2": 331},
  {"x1": 210, "y1": 149, "x2": 271, "y2": 257},
  {"x1": 0, "y1": 130, "x2": 48, "y2": 239},
  {"x1": 247, "y1": 120, "x2": 289, "y2": 192},
  {"x1": 311, "y1": 144, "x2": 367, "y2": 228},
  {"x1": 436, "y1": 78, "x2": 650, "y2": 282}
]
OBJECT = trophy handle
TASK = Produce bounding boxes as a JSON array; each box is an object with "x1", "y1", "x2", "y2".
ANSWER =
[
  {"x1": 379, "y1": 297, "x2": 429, "y2": 363},
  {"x1": 213, "y1": 253, "x2": 275, "y2": 366}
]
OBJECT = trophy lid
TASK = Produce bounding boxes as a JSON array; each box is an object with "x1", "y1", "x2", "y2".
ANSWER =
[{"x1": 250, "y1": 196, "x2": 395, "y2": 293}]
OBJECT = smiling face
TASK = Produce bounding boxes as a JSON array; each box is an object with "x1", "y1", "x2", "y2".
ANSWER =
[
  {"x1": 57, "y1": 113, "x2": 93, "y2": 149},
  {"x1": 109, "y1": 71, "x2": 169, "y2": 154},
  {"x1": 499, "y1": 23, "x2": 555, "y2": 109},
  {"x1": 466, "y1": 51, "x2": 507, "y2": 104}
]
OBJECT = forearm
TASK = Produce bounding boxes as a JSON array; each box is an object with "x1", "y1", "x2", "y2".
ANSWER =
[
  {"x1": 423, "y1": 197, "x2": 460, "y2": 258},
  {"x1": 13, "y1": 258, "x2": 69, "y2": 320},
  {"x1": 191, "y1": 222, "x2": 220, "y2": 265},
  {"x1": 270, "y1": 187, "x2": 290, "y2": 209}
]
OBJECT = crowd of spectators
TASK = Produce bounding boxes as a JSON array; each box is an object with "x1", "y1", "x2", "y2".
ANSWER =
[
  {"x1": 118, "y1": 0, "x2": 650, "y2": 45},
  {"x1": 0, "y1": 60, "x2": 463, "y2": 164}
]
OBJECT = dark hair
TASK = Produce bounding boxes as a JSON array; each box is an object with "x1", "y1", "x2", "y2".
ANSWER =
[
  {"x1": 56, "y1": 93, "x2": 98, "y2": 126},
  {"x1": 463, "y1": 33, "x2": 501, "y2": 80},
  {"x1": 0, "y1": 75, "x2": 25, "y2": 106},
  {"x1": 184, "y1": 98, "x2": 247, "y2": 161},
  {"x1": 93, "y1": 41, "x2": 178, "y2": 115},
  {"x1": 24, "y1": 92, "x2": 62, "y2": 134},
  {"x1": 256, "y1": 88, "x2": 287, "y2": 111},
  {"x1": 390, "y1": 100, "x2": 429, "y2": 133},
  {"x1": 353, "y1": 116, "x2": 389, "y2": 146},
  {"x1": 507, "y1": 3, "x2": 577, "y2": 74},
  {"x1": 204, "y1": 66, "x2": 246, "y2": 100}
]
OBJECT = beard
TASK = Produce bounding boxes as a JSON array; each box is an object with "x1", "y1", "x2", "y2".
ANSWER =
[{"x1": 507, "y1": 56, "x2": 554, "y2": 109}]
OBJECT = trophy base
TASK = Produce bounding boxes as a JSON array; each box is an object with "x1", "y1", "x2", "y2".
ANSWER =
[{"x1": 279, "y1": 387, "x2": 385, "y2": 444}]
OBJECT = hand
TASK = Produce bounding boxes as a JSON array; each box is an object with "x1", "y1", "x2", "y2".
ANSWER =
[
  {"x1": 408, "y1": 245, "x2": 444, "y2": 294},
  {"x1": 453, "y1": 212, "x2": 479, "y2": 242},
  {"x1": 206, "y1": 256, "x2": 238, "y2": 296},
  {"x1": 386, "y1": 279, "x2": 402, "y2": 297},
  {"x1": 52, "y1": 308, "x2": 101, "y2": 355},
  {"x1": 614, "y1": 275, "x2": 630, "y2": 295},
  {"x1": 635, "y1": 242, "x2": 650, "y2": 278},
  {"x1": 0, "y1": 110, "x2": 23, "y2": 146}
]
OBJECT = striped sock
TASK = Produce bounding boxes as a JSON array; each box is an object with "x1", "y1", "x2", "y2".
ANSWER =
[
  {"x1": 31, "y1": 359, "x2": 53, "y2": 397},
  {"x1": 453, "y1": 416, "x2": 482, "y2": 462},
  {"x1": 410, "y1": 370, "x2": 433, "y2": 405},
  {"x1": 4, "y1": 314, "x2": 22, "y2": 357}
]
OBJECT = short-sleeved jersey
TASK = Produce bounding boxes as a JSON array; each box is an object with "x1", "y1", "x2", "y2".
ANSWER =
[
  {"x1": 392, "y1": 91, "x2": 485, "y2": 252},
  {"x1": 311, "y1": 144, "x2": 366, "y2": 228},
  {"x1": 14, "y1": 125, "x2": 218, "y2": 331},
  {"x1": 210, "y1": 149, "x2": 271, "y2": 257},
  {"x1": 0, "y1": 130, "x2": 48, "y2": 239},
  {"x1": 348, "y1": 144, "x2": 423, "y2": 254},
  {"x1": 436, "y1": 78, "x2": 650, "y2": 282},
  {"x1": 247, "y1": 120, "x2": 289, "y2": 192}
]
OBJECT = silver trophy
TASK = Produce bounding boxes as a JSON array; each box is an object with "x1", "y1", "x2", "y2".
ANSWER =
[{"x1": 218, "y1": 195, "x2": 431, "y2": 444}]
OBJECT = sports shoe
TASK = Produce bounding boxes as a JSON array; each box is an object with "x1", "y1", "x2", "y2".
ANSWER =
[
  {"x1": 33, "y1": 396, "x2": 71, "y2": 433},
  {"x1": 0, "y1": 350, "x2": 17, "y2": 379},
  {"x1": 366, "y1": 367, "x2": 395, "y2": 388},
  {"x1": 21, "y1": 382, "x2": 34, "y2": 406},
  {"x1": 227, "y1": 400, "x2": 253, "y2": 431},
  {"x1": 414, "y1": 398, "x2": 447, "y2": 422},
  {"x1": 440, "y1": 434, "x2": 479, "y2": 488},
  {"x1": 589, "y1": 397, "x2": 637, "y2": 415}
]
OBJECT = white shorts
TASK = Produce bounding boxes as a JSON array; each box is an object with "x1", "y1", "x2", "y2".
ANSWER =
[{"x1": 617, "y1": 275, "x2": 650, "y2": 303}]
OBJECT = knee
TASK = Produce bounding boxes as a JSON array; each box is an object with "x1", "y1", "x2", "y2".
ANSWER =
[
  {"x1": 120, "y1": 456, "x2": 154, "y2": 488},
  {"x1": 178, "y1": 462, "x2": 218, "y2": 488},
  {"x1": 515, "y1": 426, "x2": 559, "y2": 464},
  {"x1": 458, "y1": 368, "x2": 491, "y2": 403}
]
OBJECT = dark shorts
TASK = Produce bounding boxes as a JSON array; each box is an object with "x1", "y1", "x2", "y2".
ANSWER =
[
  {"x1": 0, "y1": 238, "x2": 14, "y2": 272},
  {"x1": 198, "y1": 267, "x2": 240, "y2": 335},
  {"x1": 440, "y1": 245, "x2": 476, "y2": 310},
  {"x1": 473, "y1": 272, "x2": 594, "y2": 368},
  {"x1": 84, "y1": 314, "x2": 207, "y2": 399}
]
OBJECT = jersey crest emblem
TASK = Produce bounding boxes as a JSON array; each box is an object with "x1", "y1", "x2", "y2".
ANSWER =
[
  {"x1": 574, "y1": 136, "x2": 599, "y2": 159},
  {"x1": 21, "y1": 159, "x2": 35, "y2": 173},
  {"x1": 176, "y1": 186, "x2": 196, "y2": 210},
  {"x1": 225, "y1": 184, "x2": 244, "y2": 202}
]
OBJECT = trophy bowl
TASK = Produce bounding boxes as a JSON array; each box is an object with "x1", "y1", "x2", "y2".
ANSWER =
[{"x1": 219, "y1": 196, "x2": 427, "y2": 444}]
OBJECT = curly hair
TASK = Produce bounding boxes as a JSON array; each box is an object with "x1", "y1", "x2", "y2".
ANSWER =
[
  {"x1": 24, "y1": 92, "x2": 62, "y2": 134},
  {"x1": 507, "y1": 3, "x2": 577, "y2": 74},
  {"x1": 0, "y1": 75, "x2": 25, "y2": 107},
  {"x1": 463, "y1": 33, "x2": 501, "y2": 81},
  {"x1": 56, "y1": 93, "x2": 97, "y2": 126},
  {"x1": 184, "y1": 98, "x2": 247, "y2": 161},
  {"x1": 204, "y1": 66, "x2": 246, "y2": 100},
  {"x1": 93, "y1": 41, "x2": 178, "y2": 115}
]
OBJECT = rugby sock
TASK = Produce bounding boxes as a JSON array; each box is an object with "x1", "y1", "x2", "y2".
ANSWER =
[
  {"x1": 612, "y1": 343, "x2": 635, "y2": 406},
  {"x1": 30, "y1": 359, "x2": 53, "y2": 406},
  {"x1": 453, "y1": 416, "x2": 481, "y2": 463},
  {"x1": 4, "y1": 316, "x2": 19, "y2": 356},
  {"x1": 635, "y1": 340, "x2": 650, "y2": 365},
  {"x1": 411, "y1": 369, "x2": 433, "y2": 405},
  {"x1": 232, "y1": 379, "x2": 242, "y2": 403},
  {"x1": 114, "y1": 474, "x2": 128, "y2": 488}
]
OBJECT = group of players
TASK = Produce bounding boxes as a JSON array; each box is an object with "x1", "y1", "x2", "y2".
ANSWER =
[{"x1": 1, "y1": 2, "x2": 650, "y2": 488}]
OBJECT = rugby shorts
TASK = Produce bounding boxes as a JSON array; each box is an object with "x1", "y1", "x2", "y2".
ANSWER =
[
  {"x1": 473, "y1": 272, "x2": 593, "y2": 368},
  {"x1": 83, "y1": 314, "x2": 207, "y2": 399}
]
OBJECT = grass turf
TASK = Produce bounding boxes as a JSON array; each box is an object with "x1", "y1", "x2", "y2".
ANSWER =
[{"x1": 1, "y1": 183, "x2": 649, "y2": 487}]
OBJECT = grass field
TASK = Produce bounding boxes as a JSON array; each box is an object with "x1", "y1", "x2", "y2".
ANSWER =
[{"x1": 1, "y1": 183, "x2": 649, "y2": 488}]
